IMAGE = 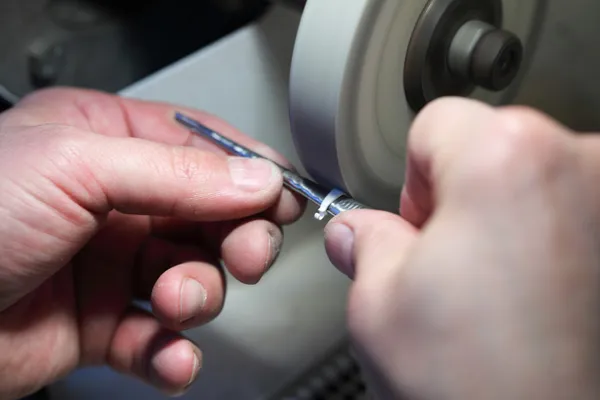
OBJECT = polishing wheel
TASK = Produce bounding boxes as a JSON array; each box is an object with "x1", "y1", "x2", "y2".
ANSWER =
[{"x1": 289, "y1": 0, "x2": 545, "y2": 210}]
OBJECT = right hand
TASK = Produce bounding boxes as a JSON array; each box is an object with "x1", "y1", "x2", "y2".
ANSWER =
[{"x1": 325, "y1": 98, "x2": 600, "y2": 399}]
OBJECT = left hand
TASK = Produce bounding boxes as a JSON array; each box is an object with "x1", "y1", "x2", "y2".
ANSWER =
[{"x1": 0, "y1": 88, "x2": 306, "y2": 398}]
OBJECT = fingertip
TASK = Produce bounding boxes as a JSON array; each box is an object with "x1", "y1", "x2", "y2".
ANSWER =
[
  {"x1": 324, "y1": 221, "x2": 356, "y2": 279},
  {"x1": 107, "y1": 310, "x2": 201, "y2": 396},
  {"x1": 221, "y1": 219, "x2": 283, "y2": 284},
  {"x1": 409, "y1": 96, "x2": 497, "y2": 152},
  {"x1": 151, "y1": 262, "x2": 225, "y2": 331},
  {"x1": 326, "y1": 210, "x2": 417, "y2": 279},
  {"x1": 148, "y1": 337, "x2": 202, "y2": 396},
  {"x1": 227, "y1": 157, "x2": 283, "y2": 195}
]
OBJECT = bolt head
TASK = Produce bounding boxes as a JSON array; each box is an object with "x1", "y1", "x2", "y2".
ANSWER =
[{"x1": 471, "y1": 29, "x2": 523, "y2": 91}]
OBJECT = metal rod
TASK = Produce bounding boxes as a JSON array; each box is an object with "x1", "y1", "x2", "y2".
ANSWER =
[
  {"x1": 174, "y1": 112, "x2": 329, "y2": 208},
  {"x1": 174, "y1": 112, "x2": 370, "y2": 219}
]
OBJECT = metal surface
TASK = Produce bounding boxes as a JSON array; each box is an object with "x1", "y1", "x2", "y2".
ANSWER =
[
  {"x1": 403, "y1": 0, "x2": 523, "y2": 111},
  {"x1": 448, "y1": 20, "x2": 497, "y2": 80},
  {"x1": 471, "y1": 28, "x2": 523, "y2": 90},
  {"x1": 175, "y1": 112, "x2": 369, "y2": 220}
]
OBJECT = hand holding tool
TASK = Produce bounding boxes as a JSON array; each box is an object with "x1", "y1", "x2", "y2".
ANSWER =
[{"x1": 174, "y1": 112, "x2": 369, "y2": 220}]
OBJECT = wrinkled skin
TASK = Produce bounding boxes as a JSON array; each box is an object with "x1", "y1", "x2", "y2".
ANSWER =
[
  {"x1": 325, "y1": 98, "x2": 600, "y2": 400},
  {"x1": 0, "y1": 88, "x2": 306, "y2": 399}
]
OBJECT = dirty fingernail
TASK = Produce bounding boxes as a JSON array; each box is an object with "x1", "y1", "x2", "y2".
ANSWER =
[
  {"x1": 228, "y1": 157, "x2": 279, "y2": 192},
  {"x1": 266, "y1": 227, "x2": 284, "y2": 272},
  {"x1": 180, "y1": 278, "x2": 207, "y2": 323}
]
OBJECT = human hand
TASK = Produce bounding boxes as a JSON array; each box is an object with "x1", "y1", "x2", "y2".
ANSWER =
[
  {"x1": 325, "y1": 98, "x2": 600, "y2": 400},
  {"x1": 0, "y1": 88, "x2": 305, "y2": 399}
]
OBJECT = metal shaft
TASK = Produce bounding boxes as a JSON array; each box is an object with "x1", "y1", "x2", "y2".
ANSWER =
[
  {"x1": 174, "y1": 112, "x2": 370, "y2": 220},
  {"x1": 174, "y1": 112, "x2": 328, "y2": 206}
]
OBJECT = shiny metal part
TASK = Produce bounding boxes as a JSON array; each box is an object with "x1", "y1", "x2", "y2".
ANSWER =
[
  {"x1": 403, "y1": 0, "x2": 523, "y2": 112},
  {"x1": 315, "y1": 189, "x2": 344, "y2": 221},
  {"x1": 448, "y1": 20, "x2": 496, "y2": 80},
  {"x1": 174, "y1": 112, "x2": 369, "y2": 220}
]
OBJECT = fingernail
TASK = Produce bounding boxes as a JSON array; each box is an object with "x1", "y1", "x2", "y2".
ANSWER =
[
  {"x1": 228, "y1": 157, "x2": 278, "y2": 192},
  {"x1": 169, "y1": 349, "x2": 201, "y2": 397},
  {"x1": 324, "y1": 223, "x2": 355, "y2": 278},
  {"x1": 149, "y1": 340, "x2": 202, "y2": 397},
  {"x1": 266, "y1": 228, "x2": 283, "y2": 272},
  {"x1": 180, "y1": 278, "x2": 207, "y2": 323},
  {"x1": 185, "y1": 348, "x2": 202, "y2": 390}
]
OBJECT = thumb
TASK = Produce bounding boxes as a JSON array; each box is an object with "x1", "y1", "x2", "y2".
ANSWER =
[
  {"x1": 66, "y1": 134, "x2": 284, "y2": 221},
  {"x1": 324, "y1": 210, "x2": 418, "y2": 282}
]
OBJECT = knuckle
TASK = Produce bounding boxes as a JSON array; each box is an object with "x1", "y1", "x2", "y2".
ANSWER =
[
  {"x1": 455, "y1": 107, "x2": 571, "y2": 194},
  {"x1": 168, "y1": 146, "x2": 209, "y2": 183},
  {"x1": 497, "y1": 106, "x2": 569, "y2": 170}
]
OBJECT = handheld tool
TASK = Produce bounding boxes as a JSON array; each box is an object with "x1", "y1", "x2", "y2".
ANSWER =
[{"x1": 174, "y1": 112, "x2": 369, "y2": 220}]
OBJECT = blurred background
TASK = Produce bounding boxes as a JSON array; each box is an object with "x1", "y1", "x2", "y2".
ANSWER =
[
  {"x1": 0, "y1": 0, "x2": 284, "y2": 112},
  {"x1": 3, "y1": 0, "x2": 600, "y2": 399}
]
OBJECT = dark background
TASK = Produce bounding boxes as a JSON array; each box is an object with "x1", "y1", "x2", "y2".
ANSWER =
[{"x1": 0, "y1": 0, "x2": 271, "y2": 113}]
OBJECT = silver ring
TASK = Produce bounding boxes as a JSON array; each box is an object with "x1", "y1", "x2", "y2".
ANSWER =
[{"x1": 314, "y1": 189, "x2": 345, "y2": 221}]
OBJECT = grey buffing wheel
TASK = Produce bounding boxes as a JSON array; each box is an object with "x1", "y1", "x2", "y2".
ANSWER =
[{"x1": 289, "y1": 0, "x2": 546, "y2": 210}]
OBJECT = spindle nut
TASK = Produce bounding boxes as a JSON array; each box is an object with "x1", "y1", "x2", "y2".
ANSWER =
[{"x1": 471, "y1": 28, "x2": 523, "y2": 91}]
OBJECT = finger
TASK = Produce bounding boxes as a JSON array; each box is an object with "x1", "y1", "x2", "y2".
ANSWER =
[
  {"x1": 151, "y1": 261, "x2": 226, "y2": 331},
  {"x1": 149, "y1": 217, "x2": 283, "y2": 285},
  {"x1": 74, "y1": 212, "x2": 149, "y2": 364},
  {"x1": 14, "y1": 88, "x2": 307, "y2": 223},
  {"x1": 62, "y1": 133, "x2": 284, "y2": 221},
  {"x1": 15, "y1": 88, "x2": 272, "y2": 149},
  {"x1": 179, "y1": 117, "x2": 307, "y2": 225},
  {"x1": 134, "y1": 237, "x2": 216, "y2": 300},
  {"x1": 261, "y1": 189, "x2": 307, "y2": 225},
  {"x1": 404, "y1": 98, "x2": 572, "y2": 226},
  {"x1": 402, "y1": 97, "x2": 497, "y2": 226},
  {"x1": 218, "y1": 219, "x2": 283, "y2": 284},
  {"x1": 149, "y1": 200, "x2": 303, "y2": 246},
  {"x1": 324, "y1": 210, "x2": 417, "y2": 282},
  {"x1": 107, "y1": 308, "x2": 202, "y2": 396},
  {"x1": 324, "y1": 210, "x2": 418, "y2": 344}
]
